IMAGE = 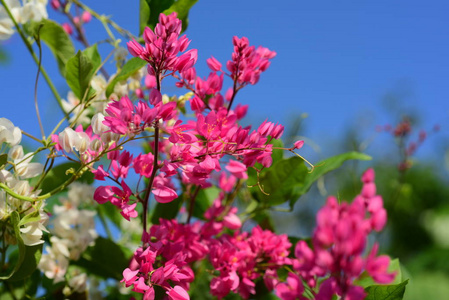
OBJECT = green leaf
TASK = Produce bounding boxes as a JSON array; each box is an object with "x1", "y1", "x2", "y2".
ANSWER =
[
  {"x1": 252, "y1": 211, "x2": 275, "y2": 231},
  {"x1": 0, "y1": 46, "x2": 9, "y2": 64},
  {"x1": 270, "y1": 138, "x2": 284, "y2": 164},
  {"x1": 163, "y1": 0, "x2": 198, "y2": 32},
  {"x1": 35, "y1": 19, "x2": 75, "y2": 77},
  {"x1": 0, "y1": 212, "x2": 25, "y2": 280},
  {"x1": 74, "y1": 237, "x2": 129, "y2": 280},
  {"x1": 83, "y1": 44, "x2": 101, "y2": 76},
  {"x1": 8, "y1": 244, "x2": 43, "y2": 282},
  {"x1": 66, "y1": 50, "x2": 95, "y2": 100},
  {"x1": 289, "y1": 151, "x2": 371, "y2": 208},
  {"x1": 0, "y1": 270, "x2": 41, "y2": 300},
  {"x1": 18, "y1": 210, "x2": 40, "y2": 227},
  {"x1": 249, "y1": 156, "x2": 309, "y2": 206},
  {"x1": 105, "y1": 57, "x2": 147, "y2": 97},
  {"x1": 151, "y1": 197, "x2": 183, "y2": 224},
  {"x1": 140, "y1": 0, "x2": 174, "y2": 34},
  {"x1": 189, "y1": 261, "x2": 214, "y2": 300},
  {"x1": 254, "y1": 279, "x2": 280, "y2": 299},
  {"x1": 140, "y1": 0, "x2": 198, "y2": 34},
  {"x1": 364, "y1": 280, "x2": 409, "y2": 300},
  {"x1": 0, "y1": 153, "x2": 7, "y2": 169},
  {"x1": 193, "y1": 187, "x2": 220, "y2": 219},
  {"x1": 39, "y1": 162, "x2": 94, "y2": 195},
  {"x1": 139, "y1": 0, "x2": 151, "y2": 35}
]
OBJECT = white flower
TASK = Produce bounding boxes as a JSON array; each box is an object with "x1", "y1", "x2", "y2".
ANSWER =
[
  {"x1": 20, "y1": 221, "x2": 48, "y2": 246},
  {"x1": 113, "y1": 80, "x2": 128, "y2": 97},
  {"x1": 114, "y1": 46, "x2": 128, "y2": 64},
  {"x1": 0, "y1": 118, "x2": 22, "y2": 146},
  {"x1": 68, "y1": 272, "x2": 87, "y2": 293},
  {"x1": 58, "y1": 127, "x2": 90, "y2": 154},
  {"x1": 49, "y1": 236, "x2": 70, "y2": 257},
  {"x1": 0, "y1": 0, "x2": 21, "y2": 40},
  {"x1": 0, "y1": 11, "x2": 15, "y2": 40},
  {"x1": 0, "y1": 0, "x2": 49, "y2": 40},
  {"x1": 38, "y1": 248, "x2": 69, "y2": 283},
  {"x1": 21, "y1": 0, "x2": 48, "y2": 23},
  {"x1": 8, "y1": 145, "x2": 23, "y2": 160},
  {"x1": 67, "y1": 182, "x2": 95, "y2": 206},
  {"x1": 91, "y1": 113, "x2": 109, "y2": 135},
  {"x1": 15, "y1": 152, "x2": 44, "y2": 179}
]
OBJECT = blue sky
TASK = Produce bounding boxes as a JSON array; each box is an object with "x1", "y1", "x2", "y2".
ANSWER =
[{"x1": 1, "y1": 0, "x2": 448, "y2": 164}]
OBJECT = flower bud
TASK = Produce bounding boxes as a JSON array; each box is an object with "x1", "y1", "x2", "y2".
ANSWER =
[
  {"x1": 91, "y1": 113, "x2": 109, "y2": 135},
  {"x1": 50, "y1": 0, "x2": 60, "y2": 10},
  {"x1": 101, "y1": 132, "x2": 120, "y2": 145},
  {"x1": 293, "y1": 140, "x2": 304, "y2": 150},
  {"x1": 206, "y1": 56, "x2": 222, "y2": 72},
  {"x1": 81, "y1": 11, "x2": 92, "y2": 23},
  {"x1": 90, "y1": 139, "x2": 102, "y2": 152},
  {"x1": 62, "y1": 23, "x2": 73, "y2": 35}
]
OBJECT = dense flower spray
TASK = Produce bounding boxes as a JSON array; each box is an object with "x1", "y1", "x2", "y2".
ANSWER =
[{"x1": 0, "y1": 3, "x2": 404, "y2": 298}]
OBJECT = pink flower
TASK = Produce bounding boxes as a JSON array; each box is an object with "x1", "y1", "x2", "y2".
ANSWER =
[
  {"x1": 366, "y1": 244, "x2": 396, "y2": 284},
  {"x1": 167, "y1": 286, "x2": 190, "y2": 300},
  {"x1": 361, "y1": 168, "x2": 375, "y2": 183},
  {"x1": 223, "y1": 213, "x2": 241, "y2": 230},
  {"x1": 121, "y1": 268, "x2": 139, "y2": 286},
  {"x1": 62, "y1": 23, "x2": 73, "y2": 35},
  {"x1": 294, "y1": 140, "x2": 304, "y2": 149},
  {"x1": 275, "y1": 273, "x2": 304, "y2": 300},
  {"x1": 152, "y1": 185, "x2": 178, "y2": 203},
  {"x1": 93, "y1": 186, "x2": 114, "y2": 204},
  {"x1": 134, "y1": 153, "x2": 155, "y2": 178},
  {"x1": 207, "y1": 56, "x2": 222, "y2": 72},
  {"x1": 167, "y1": 120, "x2": 197, "y2": 144},
  {"x1": 149, "y1": 89, "x2": 162, "y2": 105},
  {"x1": 121, "y1": 203, "x2": 138, "y2": 221},
  {"x1": 82, "y1": 11, "x2": 92, "y2": 23},
  {"x1": 92, "y1": 165, "x2": 109, "y2": 181},
  {"x1": 50, "y1": 0, "x2": 60, "y2": 10},
  {"x1": 225, "y1": 160, "x2": 248, "y2": 179}
]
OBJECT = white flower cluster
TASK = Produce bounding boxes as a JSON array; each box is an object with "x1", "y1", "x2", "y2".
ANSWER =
[
  {"x1": 58, "y1": 112, "x2": 119, "y2": 158},
  {"x1": 38, "y1": 182, "x2": 97, "y2": 292},
  {"x1": 0, "y1": 118, "x2": 47, "y2": 246},
  {"x1": 0, "y1": 0, "x2": 49, "y2": 40}
]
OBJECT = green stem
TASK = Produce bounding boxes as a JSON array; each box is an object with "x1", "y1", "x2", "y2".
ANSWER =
[
  {"x1": 70, "y1": 0, "x2": 136, "y2": 41},
  {"x1": 0, "y1": 0, "x2": 68, "y2": 119}
]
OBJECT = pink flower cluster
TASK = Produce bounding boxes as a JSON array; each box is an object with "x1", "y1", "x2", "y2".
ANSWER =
[
  {"x1": 275, "y1": 169, "x2": 395, "y2": 300},
  {"x1": 122, "y1": 211, "x2": 291, "y2": 300},
  {"x1": 122, "y1": 219, "x2": 207, "y2": 300},
  {"x1": 49, "y1": 12, "x2": 398, "y2": 300},
  {"x1": 127, "y1": 12, "x2": 197, "y2": 75},
  {"x1": 208, "y1": 226, "x2": 291, "y2": 299}
]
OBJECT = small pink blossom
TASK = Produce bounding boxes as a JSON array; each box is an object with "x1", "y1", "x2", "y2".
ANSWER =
[
  {"x1": 225, "y1": 160, "x2": 247, "y2": 179},
  {"x1": 152, "y1": 185, "x2": 178, "y2": 203},
  {"x1": 207, "y1": 56, "x2": 222, "y2": 72},
  {"x1": 294, "y1": 140, "x2": 304, "y2": 149}
]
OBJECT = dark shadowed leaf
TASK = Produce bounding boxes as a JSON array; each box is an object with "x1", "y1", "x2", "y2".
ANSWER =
[{"x1": 74, "y1": 237, "x2": 129, "y2": 280}]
